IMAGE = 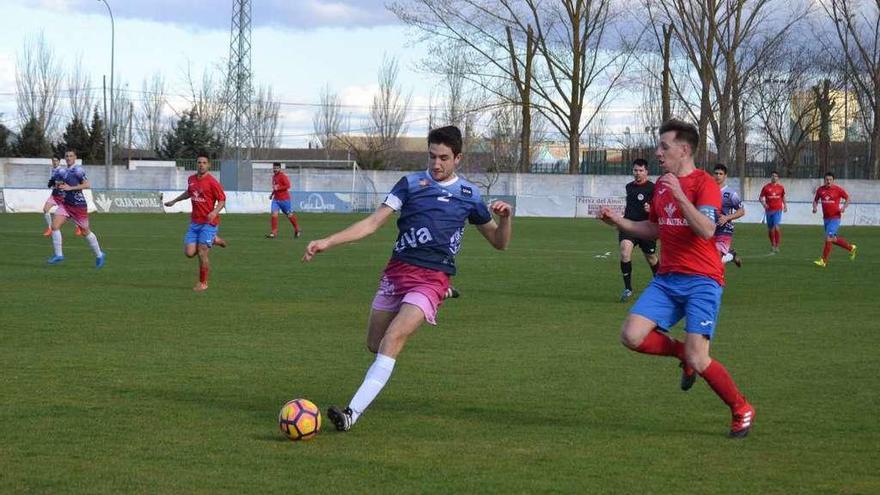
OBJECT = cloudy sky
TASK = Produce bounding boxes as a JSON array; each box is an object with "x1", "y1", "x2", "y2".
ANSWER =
[{"x1": 0, "y1": 0, "x2": 438, "y2": 147}]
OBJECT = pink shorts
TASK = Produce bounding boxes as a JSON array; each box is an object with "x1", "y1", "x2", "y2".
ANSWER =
[
  {"x1": 370, "y1": 259, "x2": 450, "y2": 325},
  {"x1": 45, "y1": 195, "x2": 64, "y2": 207},
  {"x1": 714, "y1": 235, "x2": 732, "y2": 255},
  {"x1": 56, "y1": 204, "x2": 90, "y2": 229}
]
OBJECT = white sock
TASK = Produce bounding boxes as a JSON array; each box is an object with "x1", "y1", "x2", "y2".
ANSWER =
[
  {"x1": 44, "y1": 212, "x2": 52, "y2": 227},
  {"x1": 51, "y1": 230, "x2": 63, "y2": 256},
  {"x1": 85, "y1": 232, "x2": 103, "y2": 257},
  {"x1": 348, "y1": 353, "x2": 396, "y2": 423},
  {"x1": 721, "y1": 253, "x2": 733, "y2": 264}
]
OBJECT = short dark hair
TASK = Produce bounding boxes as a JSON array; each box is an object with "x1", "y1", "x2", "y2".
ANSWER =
[
  {"x1": 770, "y1": 170, "x2": 779, "y2": 176},
  {"x1": 632, "y1": 158, "x2": 648, "y2": 168},
  {"x1": 65, "y1": 149, "x2": 77, "y2": 156},
  {"x1": 197, "y1": 154, "x2": 210, "y2": 161},
  {"x1": 825, "y1": 172, "x2": 835, "y2": 179},
  {"x1": 714, "y1": 163, "x2": 728, "y2": 174},
  {"x1": 428, "y1": 125, "x2": 463, "y2": 155},
  {"x1": 272, "y1": 162, "x2": 282, "y2": 168},
  {"x1": 658, "y1": 119, "x2": 699, "y2": 155}
]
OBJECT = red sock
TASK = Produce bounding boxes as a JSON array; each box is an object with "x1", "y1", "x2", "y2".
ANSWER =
[
  {"x1": 288, "y1": 214, "x2": 300, "y2": 232},
  {"x1": 270, "y1": 216, "x2": 278, "y2": 233},
  {"x1": 833, "y1": 237, "x2": 851, "y2": 250},
  {"x1": 774, "y1": 229, "x2": 781, "y2": 247},
  {"x1": 634, "y1": 329, "x2": 685, "y2": 360},
  {"x1": 768, "y1": 230, "x2": 774, "y2": 246},
  {"x1": 822, "y1": 241, "x2": 832, "y2": 260},
  {"x1": 199, "y1": 266, "x2": 209, "y2": 284},
  {"x1": 699, "y1": 360, "x2": 746, "y2": 410}
]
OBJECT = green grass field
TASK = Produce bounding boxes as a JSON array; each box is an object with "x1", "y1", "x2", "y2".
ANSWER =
[{"x1": 1, "y1": 212, "x2": 878, "y2": 494}]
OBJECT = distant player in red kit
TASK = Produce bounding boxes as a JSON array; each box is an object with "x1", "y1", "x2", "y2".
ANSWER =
[
  {"x1": 759, "y1": 171, "x2": 786, "y2": 253},
  {"x1": 599, "y1": 119, "x2": 754, "y2": 438},
  {"x1": 164, "y1": 155, "x2": 227, "y2": 291},
  {"x1": 812, "y1": 172, "x2": 856, "y2": 267},
  {"x1": 265, "y1": 162, "x2": 301, "y2": 239}
]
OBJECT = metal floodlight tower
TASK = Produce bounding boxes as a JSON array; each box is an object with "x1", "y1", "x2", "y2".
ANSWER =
[{"x1": 228, "y1": 0, "x2": 253, "y2": 171}]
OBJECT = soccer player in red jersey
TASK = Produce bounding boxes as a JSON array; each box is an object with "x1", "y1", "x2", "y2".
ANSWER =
[
  {"x1": 265, "y1": 162, "x2": 301, "y2": 239},
  {"x1": 164, "y1": 155, "x2": 227, "y2": 291},
  {"x1": 599, "y1": 119, "x2": 754, "y2": 438},
  {"x1": 759, "y1": 171, "x2": 786, "y2": 253},
  {"x1": 812, "y1": 172, "x2": 856, "y2": 267}
]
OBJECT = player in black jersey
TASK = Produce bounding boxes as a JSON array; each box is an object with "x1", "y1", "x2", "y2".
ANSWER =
[{"x1": 618, "y1": 158, "x2": 659, "y2": 301}]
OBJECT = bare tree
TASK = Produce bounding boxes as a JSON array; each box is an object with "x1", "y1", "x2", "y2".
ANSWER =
[
  {"x1": 822, "y1": 0, "x2": 880, "y2": 178},
  {"x1": 136, "y1": 72, "x2": 167, "y2": 152},
  {"x1": 751, "y1": 48, "x2": 830, "y2": 175},
  {"x1": 646, "y1": 0, "x2": 806, "y2": 172},
  {"x1": 67, "y1": 55, "x2": 93, "y2": 123},
  {"x1": 110, "y1": 80, "x2": 132, "y2": 161},
  {"x1": 312, "y1": 83, "x2": 343, "y2": 157},
  {"x1": 523, "y1": 0, "x2": 634, "y2": 174},
  {"x1": 248, "y1": 84, "x2": 281, "y2": 159},
  {"x1": 181, "y1": 61, "x2": 232, "y2": 148},
  {"x1": 341, "y1": 56, "x2": 412, "y2": 169},
  {"x1": 15, "y1": 32, "x2": 63, "y2": 139},
  {"x1": 388, "y1": 0, "x2": 538, "y2": 172}
]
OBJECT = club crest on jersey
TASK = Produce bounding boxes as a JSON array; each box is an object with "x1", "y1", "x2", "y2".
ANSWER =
[
  {"x1": 419, "y1": 178, "x2": 429, "y2": 187},
  {"x1": 394, "y1": 226, "x2": 434, "y2": 252},
  {"x1": 460, "y1": 185, "x2": 473, "y2": 197},
  {"x1": 664, "y1": 202, "x2": 676, "y2": 217}
]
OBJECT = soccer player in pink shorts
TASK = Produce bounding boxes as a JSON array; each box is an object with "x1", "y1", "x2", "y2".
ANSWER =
[
  {"x1": 47, "y1": 150, "x2": 106, "y2": 268},
  {"x1": 302, "y1": 125, "x2": 513, "y2": 432}
]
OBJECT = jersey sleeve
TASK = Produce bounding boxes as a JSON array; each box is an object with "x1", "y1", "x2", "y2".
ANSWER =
[
  {"x1": 813, "y1": 188, "x2": 821, "y2": 202},
  {"x1": 839, "y1": 187, "x2": 849, "y2": 201},
  {"x1": 281, "y1": 174, "x2": 291, "y2": 190},
  {"x1": 468, "y1": 200, "x2": 493, "y2": 225},
  {"x1": 72, "y1": 167, "x2": 87, "y2": 182},
  {"x1": 383, "y1": 176, "x2": 409, "y2": 211},
  {"x1": 731, "y1": 191, "x2": 742, "y2": 210},
  {"x1": 214, "y1": 179, "x2": 226, "y2": 202},
  {"x1": 758, "y1": 185, "x2": 767, "y2": 200},
  {"x1": 696, "y1": 175, "x2": 722, "y2": 209}
]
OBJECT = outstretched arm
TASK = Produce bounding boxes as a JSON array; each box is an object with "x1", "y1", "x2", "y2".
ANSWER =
[
  {"x1": 164, "y1": 190, "x2": 191, "y2": 207},
  {"x1": 598, "y1": 207, "x2": 659, "y2": 240},
  {"x1": 302, "y1": 205, "x2": 396, "y2": 261},
  {"x1": 475, "y1": 201, "x2": 513, "y2": 250}
]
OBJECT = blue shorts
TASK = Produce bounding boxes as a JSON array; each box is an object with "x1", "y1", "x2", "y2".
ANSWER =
[
  {"x1": 766, "y1": 210, "x2": 782, "y2": 229},
  {"x1": 271, "y1": 199, "x2": 292, "y2": 215},
  {"x1": 824, "y1": 218, "x2": 841, "y2": 237},
  {"x1": 184, "y1": 222, "x2": 218, "y2": 247},
  {"x1": 630, "y1": 273, "x2": 723, "y2": 338}
]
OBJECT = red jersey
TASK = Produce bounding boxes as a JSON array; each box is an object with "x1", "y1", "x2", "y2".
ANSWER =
[
  {"x1": 272, "y1": 171, "x2": 291, "y2": 201},
  {"x1": 814, "y1": 184, "x2": 849, "y2": 220},
  {"x1": 187, "y1": 173, "x2": 226, "y2": 226},
  {"x1": 759, "y1": 183, "x2": 785, "y2": 212},
  {"x1": 650, "y1": 170, "x2": 724, "y2": 285}
]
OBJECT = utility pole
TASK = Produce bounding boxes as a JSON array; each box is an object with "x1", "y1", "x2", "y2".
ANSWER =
[{"x1": 227, "y1": 0, "x2": 253, "y2": 175}]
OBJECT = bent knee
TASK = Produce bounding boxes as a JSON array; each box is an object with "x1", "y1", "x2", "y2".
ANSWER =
[{"x1": 620, "y1": 329, "x2": 643, "y2": 350}]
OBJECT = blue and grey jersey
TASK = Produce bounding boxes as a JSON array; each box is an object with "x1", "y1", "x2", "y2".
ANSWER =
[
  {"x1": 715, "y1": 185, "x2": 742, "y2": 236},
  {"x1": 383, "y1": 171, "x2": 493, "y2": 275},
  {"x1": 62, "y1": 165, "x2": 89, "y2": 207}
]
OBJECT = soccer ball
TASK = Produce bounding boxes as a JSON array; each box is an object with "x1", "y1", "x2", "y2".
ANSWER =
[{"x1": 278, "y1": 398, "x2": 322, "y2": 441}]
